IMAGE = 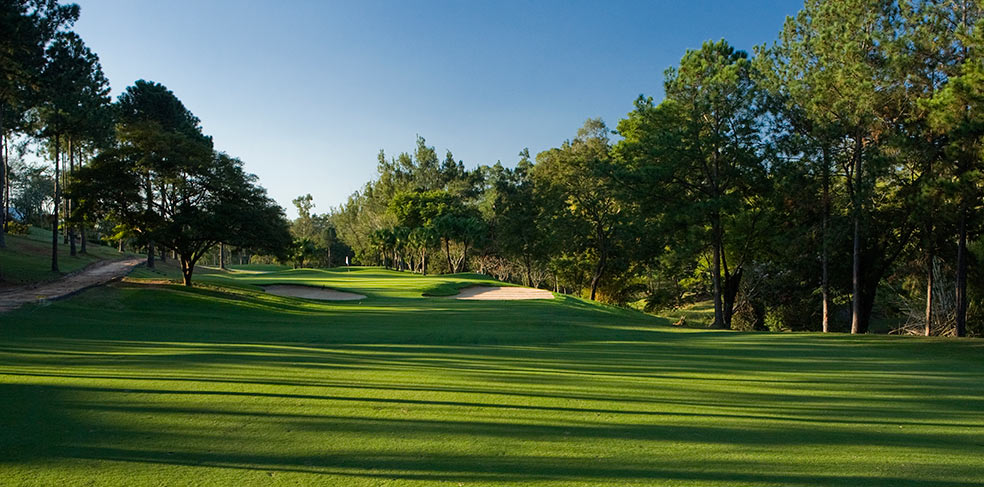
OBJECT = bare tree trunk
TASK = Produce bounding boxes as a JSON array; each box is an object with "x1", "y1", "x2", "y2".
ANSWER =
[
  {"x1": 821, "y1": 147, "x2": 831, "y2": 332},
  {"x1": 851, "y1": 210, "x2": 862, "y2": 333},
  {"x1": 926, "y1": 255, "x2": 934, "y2": 336},
  {"x1": 3, "y1": 131, "x2": 8, "y2": 234},
  {"x1": 2, "y1": 132, "x2": 7, "y2": 235},
  {"x1": 445, "y1": 238, "x2": 454, "y2": 273},
  {"x1": 710, "y1": 213, "x2": 725, "y2": 329},
  {"x1": 51, "y1": 135, "x2": 60, "y2": 272},
  {"x1": 146, "y1": 174, "x2": 154, "y2": 269},
  {"x1": 589, "y1": 244, "x2": 607, "y2": 301},
  {"x1": 219, "y1": 243, "x2": 226, "y2": 270},
  {"x1": 180, "y1": 256, "x2": 195, "y2": 286},
  {"x1": 68, "y1": 139, "x2": 76, "y2": 257},
  {"x1": 78, "y1": 145, "x2": 87, "y2": 254},
  {"x1": 955, "y1": 205, "x2": 968, "y2": 337},
  {"x1": 851, "y1": 139, "x2": 863, "y2": 335},
  {"x1": 0, "y1": 104, "x2": 6, "y2": 249},
  {"x1": 723, "y1": 267, "x2": 742, "y2": 328},
  {"x1": 457, "y1": 242, "x2": 469, "y2": 273}
]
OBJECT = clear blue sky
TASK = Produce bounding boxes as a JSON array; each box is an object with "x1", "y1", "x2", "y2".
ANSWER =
[{"x1": 74, "y1": 0, "x2": 803, "y2": 217}]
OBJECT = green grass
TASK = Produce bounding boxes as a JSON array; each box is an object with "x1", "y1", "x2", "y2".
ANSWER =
[
  {"x1": 228, "y1": 263, "x2": 291, "y2": 272},
  {"x1": 659, "y1": 301, "x2": 716, "y2": 328},
  {"x1": 0, "y1": 226, "x2": 134, "y2": 285},
  {"x1": 1, "y1": 268, "x2": 982, "y2": 486}
]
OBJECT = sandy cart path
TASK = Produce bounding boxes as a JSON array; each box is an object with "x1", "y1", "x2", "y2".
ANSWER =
[{"x1": 0, "y1": 258, "x2": 143, "y2": 313}]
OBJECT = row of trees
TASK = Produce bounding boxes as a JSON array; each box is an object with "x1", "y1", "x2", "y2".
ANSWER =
[
  {"x1": 285, "y1": 193, "x2": 351, "y2": 268},
  {"x1": 0, "y1": 0, "x2": 292, "y2": 285},
  {"x1": 324, "y1": 0, "x2": 984, "y2": 336}
]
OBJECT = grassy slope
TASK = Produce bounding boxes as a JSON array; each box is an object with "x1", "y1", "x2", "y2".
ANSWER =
[
  {"x1": 1, "y1": 268, "x2": 982, "y2": 486},
  {"x1": 0, "y1": 227, "x2": 134, "y2": 286}
]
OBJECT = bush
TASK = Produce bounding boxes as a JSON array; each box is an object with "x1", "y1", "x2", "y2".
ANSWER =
[{"x1": 6, "y1": 221, "x2": 30, "y2": 235}]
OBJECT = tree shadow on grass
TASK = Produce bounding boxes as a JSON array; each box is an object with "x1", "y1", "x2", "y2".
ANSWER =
[
  {"x1": 2, "y1": 382, "x2": 983, "y2": 486},
  {"x1": 0, "y1": 384, "x2": 980, "y2": 487},
  {"x1": 2, "y1": 284, "x2": 984, "y2": 484}
]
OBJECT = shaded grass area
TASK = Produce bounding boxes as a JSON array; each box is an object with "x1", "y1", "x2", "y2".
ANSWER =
[
  {"x1": 0, "y1": 226, "x2": 134, "y2": 286},
  {"x1": 1, "y1": 269, "x2": 983, "y2": 486}
]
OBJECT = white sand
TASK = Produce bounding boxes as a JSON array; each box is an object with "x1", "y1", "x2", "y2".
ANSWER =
[
  {"x1": 451, "y1": 286, "x2": 555, "y2": 300},
  {"x1": 263, "y1": 284, "x2": 366, "y2": 301}
]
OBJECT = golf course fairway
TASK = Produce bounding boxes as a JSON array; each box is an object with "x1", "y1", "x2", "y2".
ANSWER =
[{"x1": 1, "y1": 267, "x2": 982, "y2": 486}]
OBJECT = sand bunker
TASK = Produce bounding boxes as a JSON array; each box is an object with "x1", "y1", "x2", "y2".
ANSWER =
[
  {"x1": 263, "y1": 285, "x2": 366, "y2": 301},
  {"x1": 452, "y1": 286, "x2": 554, "y2": 300}
]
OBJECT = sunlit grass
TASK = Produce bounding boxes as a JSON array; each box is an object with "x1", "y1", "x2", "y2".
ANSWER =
[{"x1": 1, "y1": 269, "x2": 982, "y2": 486}]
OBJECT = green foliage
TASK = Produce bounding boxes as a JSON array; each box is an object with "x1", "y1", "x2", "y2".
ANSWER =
[
  {"x1": 5, "y1": 220, "x2": 29, "y2": 235},
  {"x1": 70, "y1": 81, "x2": 291, "y2": 285}
]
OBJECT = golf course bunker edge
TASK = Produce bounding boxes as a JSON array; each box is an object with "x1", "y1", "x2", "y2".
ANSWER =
[
  {"x1": 263, "y1": 284, "x2": 366, "y2": 301},
  {"x1": 451, "y1": 286, "x2": 555, "y2": 300}
]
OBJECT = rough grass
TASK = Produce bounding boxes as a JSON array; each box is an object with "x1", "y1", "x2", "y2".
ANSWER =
[
  {"x1": 659, "y1": 301, "x2": 716, "y2": 328},
  {"x1": 0, "y1": 226, "x2": 133, "y2": 285},
  {"x1": 1, "y1": 268, "x2": 982, "y2": 486}
]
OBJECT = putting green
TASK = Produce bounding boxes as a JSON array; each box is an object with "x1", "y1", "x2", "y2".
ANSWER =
[{"x1": 0, "y1": 267, "x2": 982, "y2": 486}]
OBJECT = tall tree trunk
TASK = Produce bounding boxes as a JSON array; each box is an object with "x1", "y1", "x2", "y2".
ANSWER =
[
  {"x1": 219, "y1": 243, "x2": 226, "y2": 270},
  {"x1": 710, "y1": 213, "x2": 725, "y2": 329},
  {"x1": 821, "y1": 146, "x2": 831, "y2": 332},
  {"x1": 146, "y1": 174, "x2": 154, "y2": 269},
  {"x1": 858, "y1": 269, "x2": 879, "y2": 334},
  {"x1": 444, "y1": 238, "x2": 454, "y2": 273},
  {"x1": 925, "y1": 254, "x2": 934, "y2": 337},
  {"x1": 589, "y1": 236, "x2": 607, "y2": 301},
  {"x1": 68, "y1": 139, "x2": 76, "y2": 257},
  {"x1": 180, "y1": 256, "x2": 195, "y2": 287},
  {"x1": 51, "y1": 135, "x2": 60, "y2": 272},
  {"x1": 457, "y1": 242, "x2": 469, "y2": 273},
  {"x1": 78, "y1": 145, "x2": 86, "y2": 254},
  {"x1": 0, "y1": 104, "x2": 6, "y2": 249},
  {"x1": 955, "y1": 205, "x2": 968, "y2": 337},
  {"x1": 850, "y1": 138, "x2": 863, "y2": 335},
  {"x1": 722, "y1": 267, "x2": 742, "y2": 328},
  {"x1": 3, "y1": 121, "x2": 9, "y2": 235}
]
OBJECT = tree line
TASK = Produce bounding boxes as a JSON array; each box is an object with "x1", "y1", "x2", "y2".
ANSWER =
[
  {"x1": 0, "y1": 0, "x2": 292, "y2": 285},
  {"x1": 318, "y1": 0, "x2": 984, "y2": 337}
]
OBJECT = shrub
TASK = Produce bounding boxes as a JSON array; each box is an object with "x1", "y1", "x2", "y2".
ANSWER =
[{"x1": 6, "y1": 221, "x2": 30, "y2": 235}]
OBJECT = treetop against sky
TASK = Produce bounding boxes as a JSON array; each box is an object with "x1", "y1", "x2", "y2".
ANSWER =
[{"x1": 72, "y1": 0, "x2": 802, "y2": 217}]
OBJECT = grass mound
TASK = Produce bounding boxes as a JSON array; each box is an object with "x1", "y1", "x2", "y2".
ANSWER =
[
  {"x1": 0, "y1": 226, "x2": 136, "y2": 285},
  {"x1": 0, "y1": 268, "x2": 982, "y2": 486}
]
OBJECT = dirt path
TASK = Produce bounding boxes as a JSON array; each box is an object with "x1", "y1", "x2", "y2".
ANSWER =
[{"x1": 0, "y1": 258, "x2": 144, "y2": 313}]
